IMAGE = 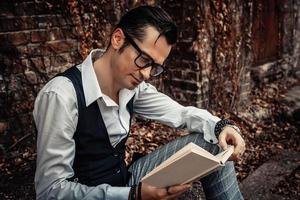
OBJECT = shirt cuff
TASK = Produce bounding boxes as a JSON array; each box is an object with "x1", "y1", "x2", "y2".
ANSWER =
[{"x1": 107, "y1": 186, "x2": 131, "y2": 200}]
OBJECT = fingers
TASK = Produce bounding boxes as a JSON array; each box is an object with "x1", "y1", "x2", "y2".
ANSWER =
[
  {"x1": 218, "y1": 131, "x2": 228, "y2": 150},
  {"x1": 230, "y1": 135, "x2": 246, "y2": 160},
  {"x1": 164, "y1": 184, "x2": 192, "y2": 200},
  {"x1": 167, "y1": 184, "x2": 191, "y2": 194},
  {"x1": 142, "y1": 183, "x2": 191, "y2": 200},
  {"x1": 165, "y1": 190, "x2": 189, "y2": 200},
  {"x1": 219, "y1": 126, "x2": 246, "y2": 160}
]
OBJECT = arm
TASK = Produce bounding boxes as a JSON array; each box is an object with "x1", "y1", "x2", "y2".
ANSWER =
[
  {"x1": 33, "y1": 78, "x2": 130, "y2": 200},
  {"x1": 133, "y1": 82, "x2": 220, "y2": 144}
]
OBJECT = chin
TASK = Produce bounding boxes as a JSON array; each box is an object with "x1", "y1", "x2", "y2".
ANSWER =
[
  {"x1": 121, "y1": 81, "x2": 138, "y2": 90},
  {"x1": 127, "y1": 86, "x2": 136, "y2": 90},
  {"x1": 127, "y1": 83, "x2": 139, "y2": 90},
  {"x1": 123, "y1": 77, "x2": 141, "y2": 90}
]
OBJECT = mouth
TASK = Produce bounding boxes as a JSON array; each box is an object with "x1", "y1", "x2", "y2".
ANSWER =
[{"x1": 131, "y1": 75, "x2": 142, "y2": 84}]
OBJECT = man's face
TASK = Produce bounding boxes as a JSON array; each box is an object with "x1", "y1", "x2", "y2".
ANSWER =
[{"x1": 111, "y1": 26, "x2": 172, "y2": 90}]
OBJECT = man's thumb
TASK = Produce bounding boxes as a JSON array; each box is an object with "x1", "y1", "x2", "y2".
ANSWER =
[{"x1": 218, "y1": 134, "x2": 228, "y2": 150}]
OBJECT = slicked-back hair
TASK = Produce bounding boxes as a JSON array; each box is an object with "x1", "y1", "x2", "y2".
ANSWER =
[{"x1": 115, "y1": 6, "x2": 177, "y2": 53}]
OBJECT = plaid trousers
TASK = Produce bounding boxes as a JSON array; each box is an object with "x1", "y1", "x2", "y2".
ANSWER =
[{"x1": 127, "y1": 132, "x2": 244, "y2": 200}]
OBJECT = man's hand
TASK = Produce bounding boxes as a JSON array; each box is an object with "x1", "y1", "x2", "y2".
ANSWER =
[
  {"x1": 139, "y1": 182, "x2": 192, "y2": 200},
  {"x1": 218, "y1": 126, "x2": 246, "y2": 160}
]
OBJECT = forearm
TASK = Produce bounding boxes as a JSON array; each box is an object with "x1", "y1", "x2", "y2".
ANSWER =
[
  {"x1": 134, "y1": 82, "x2": 221, "y2": 143},
  {"x1": 181, "y1": 106, "x2": 220, "y2": 143},
  {"x1": 36, "y1": 180, "x2": 130, "y2": 200}
]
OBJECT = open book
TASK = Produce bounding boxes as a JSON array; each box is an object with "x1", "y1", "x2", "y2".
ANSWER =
[{"x1": 141, "y1": 142, "x2": 234, "y2": 188}]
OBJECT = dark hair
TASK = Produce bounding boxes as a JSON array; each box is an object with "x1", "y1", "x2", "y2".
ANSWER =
[{"x1": 115, "y1": 6, "x2": 177, "y2": 51}]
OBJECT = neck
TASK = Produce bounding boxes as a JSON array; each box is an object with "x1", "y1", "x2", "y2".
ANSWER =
[{"x1": 93, "y1": 49, "x2": 120, "y2": 103}]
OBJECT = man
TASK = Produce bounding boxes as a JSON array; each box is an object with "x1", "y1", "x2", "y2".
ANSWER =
[{"x1": 33, "y1": 5, "x2": 245, "y2": 200}]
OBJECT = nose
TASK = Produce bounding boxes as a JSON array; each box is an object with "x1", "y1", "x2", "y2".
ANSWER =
[{"x1": 139, "y1": 67, "x2": 151, "y2": 80}]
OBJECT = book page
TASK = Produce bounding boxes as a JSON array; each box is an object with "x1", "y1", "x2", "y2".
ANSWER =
[
  {"x1": 183, "y1": 164, "x2": 221, "y2": 184},
  {"x1": 149, "y1": 143, "x2": 200, "y2": 173}
]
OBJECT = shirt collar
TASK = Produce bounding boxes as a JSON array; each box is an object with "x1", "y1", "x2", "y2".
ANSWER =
[
  {"x1": 80, "y1": 49, "x2": 136, "y2": 107},
  {"x1": 81, "y1": 49, "x2": 104, "y2": 107}
]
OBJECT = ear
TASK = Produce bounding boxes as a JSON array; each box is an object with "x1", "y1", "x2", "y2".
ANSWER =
[{"x1": 110, "y1": 28, "x2": 125, "y2": 50}]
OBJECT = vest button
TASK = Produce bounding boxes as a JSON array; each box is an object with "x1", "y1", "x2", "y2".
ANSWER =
[{"x1": 113, "y1": 153, "x2": 118, "y2": 157}]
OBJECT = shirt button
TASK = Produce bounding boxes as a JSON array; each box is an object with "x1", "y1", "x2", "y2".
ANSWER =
[{"x1": 113, "y1": 153, "x2": 118, "y2": 157}]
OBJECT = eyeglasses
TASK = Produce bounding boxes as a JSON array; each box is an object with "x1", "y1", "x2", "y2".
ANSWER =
[{"x1": 123, "y1": 31, "x2": 165, "y2": 77}]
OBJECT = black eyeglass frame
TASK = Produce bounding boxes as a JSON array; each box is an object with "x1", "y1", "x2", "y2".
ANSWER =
[{"x1": 122, "y1": 30, "x2": 166, "y2": 77}]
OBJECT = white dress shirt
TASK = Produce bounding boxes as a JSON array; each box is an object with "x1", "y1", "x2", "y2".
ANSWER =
[{"x1": 33, "y1": 49, "x2": 220, "y2": 200}]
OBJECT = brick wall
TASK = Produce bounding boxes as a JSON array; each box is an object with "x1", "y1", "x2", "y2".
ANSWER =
[
  {"x1": 160, "y1": 0, "x2": 253, "y2": 111},
  {"x1": 158, "y1": 1, "x2": 201, "y2": 106},
  {"x1": 0, "y1": 0, "x2": 298, "y2": 147},
  {"x1": 0, "y1": 1, "x2": 81, "y2": 146}
]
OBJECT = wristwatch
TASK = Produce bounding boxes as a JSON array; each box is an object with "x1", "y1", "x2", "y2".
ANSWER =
[{"x1": 214, "y1": 119, "x2": 241, "y2": 137}]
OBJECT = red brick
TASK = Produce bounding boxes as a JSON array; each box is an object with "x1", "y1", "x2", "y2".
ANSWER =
[
  {"x1": 27, "y1": 40, "x2": 79, "y2": 56},
  {"x1": 46, "y1": 40, "x2": 79, "y2": 54},
  {"x1": 185, "y1": 71, "x2": 198, "y2": 81},
  {"x1": 7, "y1": 31, "x2": 30, "y2": 45},
  {"x1": 49, "y1": 29, "x2": 65, "y2": 41},
  {"x1": 166, "y1": 79, "x2": 199, "y2": 92},
  {"x1": 61, "y1": 27, "x2": 78, "y2": 39},
  {"x1": 37, "y1": 15, "x2": 73, "y2": 29},
  {"x1": 0, "y1": 16, "x2": 37, "y2": 32},
  {"x1": 185, "y1": 92, "x2": 198, "y2": 102},
  {"x1": 172, "y1": 70, "x2": 182, "y2": 79},
  {"x1": 30, "y1": 28, "x2": 74, "y2": 43},
  {"x1": 0, "y1": 15, "x2": 71, "y2": 32},
  {"x1": 31, "y1": 30, "x2": 48, "y2": 43}
]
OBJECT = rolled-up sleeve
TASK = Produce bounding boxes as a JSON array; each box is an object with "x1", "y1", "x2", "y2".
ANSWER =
[
  {"x1": 33, "y1": 77, "x2": 130, "y2": 200},
  {"x1": 133, "y1": 82, "x2": 221, "y2": 143}
]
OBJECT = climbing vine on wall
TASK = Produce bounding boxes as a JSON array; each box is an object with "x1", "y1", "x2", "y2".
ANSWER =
[{"x1": 193, "y1": 0, "x2": 253, "y2": 111}]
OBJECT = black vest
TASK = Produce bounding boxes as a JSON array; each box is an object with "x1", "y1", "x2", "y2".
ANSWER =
[{"x1": 58, "y1": 66, "x2": 134, "y2": 186}]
